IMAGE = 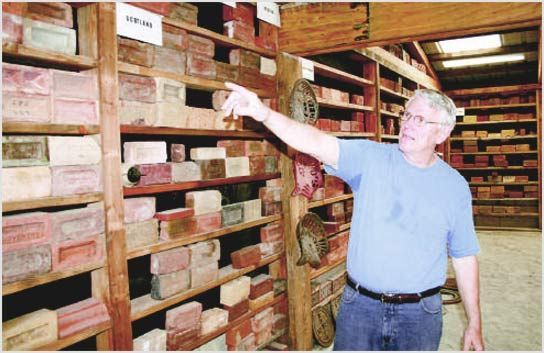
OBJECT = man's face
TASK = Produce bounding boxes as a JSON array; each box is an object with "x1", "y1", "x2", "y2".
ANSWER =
[{"x1": 399, "y1": 97, "x2": 448, "y2": 155}]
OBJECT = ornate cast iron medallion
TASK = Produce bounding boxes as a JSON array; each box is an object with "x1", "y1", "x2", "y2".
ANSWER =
[
  {"x1": 289, "y1": 78, "x2": 319, "y2": 125},
  {"x1": 296, "y1": 213, "x2": 329, "y2": 268},
  {"x1": 292, "y1": 152, "x2": 323, "y2": 200},
  {"x1": 312, "y1": 305, "x2": 335, "y2": 347}
]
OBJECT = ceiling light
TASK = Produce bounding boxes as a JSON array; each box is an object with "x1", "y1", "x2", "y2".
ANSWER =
[
  {"x1": 442, "y1": 53, "x2": 525, "y2": 68},
  {"x1": 438, "y1": 34, "x2": 502, "y2": 53}
]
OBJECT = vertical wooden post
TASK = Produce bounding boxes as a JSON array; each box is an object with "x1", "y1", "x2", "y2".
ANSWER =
[
  {"x1": 277, "y1": 53, "x2": 313, "y2": 350},
  {"x1": 96, "y1": 2, "x2": 133, "y2": 350},
  {"x1": 365, "y1": 62, "x2": 380, "y2": 141},
  {"x1": 77, "y1": 4, "x2": 98, "y2": 59},
  {"x1": 536, "y1": 88, "x2": 541, "y2": 229}
]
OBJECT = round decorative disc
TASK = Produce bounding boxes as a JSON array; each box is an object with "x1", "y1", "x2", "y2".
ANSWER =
[
  {"x1": 312, "y1": 305, "x2": 335, "y2": 347},
  {"x1": 289, "y1": 78, "x2": 319, "y2": 125},
  {"x1": 296, "y1": 213, "x2": 329, "y2": 268}
]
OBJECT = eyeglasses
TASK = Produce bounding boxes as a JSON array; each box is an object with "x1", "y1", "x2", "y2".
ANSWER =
[{"x1": 400, "y1": 111, "x2": 447, "y2": 127}]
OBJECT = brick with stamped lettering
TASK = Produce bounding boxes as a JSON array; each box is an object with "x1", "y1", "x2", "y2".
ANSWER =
[
  {"x1": 2, "y1": 212, "x2": 51, "y2": 253},
  {"x1": 125, "y1": 218, "x2": 159, "y2": 250},
  {"x1": 124, "y1": 141, "x2": 167, "y2": 164},
  {"x1": 57, "y1": 297, "x2": 109, "y2": 339},
  {"x1": 150, "y1": 247, "x2": 189, "y2": 275},
  {"x1": 191, "y1": 261, "x2": 219, "y2": 288},
  {"x1": 2, "y1": 135, "x2": 48, "y2": 167},
  {"x1": 124, "y1": 197, "x2": 156, "y2": 224},
  {"x1": 151, "y1": 269, "x2": 190, "y2": 299},
  {"x1": 23, "y1": 18, "x2": 76, "y2": 54},
  {"x1": 2, "y1": 244, "x2": 51, "y2": 284},
  {"x1": 2, "y1": 309, "x2": 57, "y2": 351},
  {"x1": 156, "y1": 77, "x2": 186, "y2": 103},
  {"x1": 153, "y1": 46, "x2": 186, "y2": 75},
  {"x1": 51, "y1": 206, "x2": 104, "y2": 243},
  {"x1": 52, "y1": 98, "x2": 99, "y2": 125},
  {"x1": 2, "y1": 92, "x2": 51, "y2": 122},
  {"x1": 185, "y1": 190, "x2": 222, "y2": 215},
  {"x1": 51, "y1": 164, "x2": 102, "y2": 196},
  {"x1": 117, "y1": 37, "x2": 154, "y2": 67},
  {"x1": 51, "y1": 234, "x2": 104, "y2": 270},
  {"x1": 2, "y1": 166, "x2": 51, "y2": 202}
]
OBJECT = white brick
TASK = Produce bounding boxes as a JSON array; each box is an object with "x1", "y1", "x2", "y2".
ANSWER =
[
  {"x1": 225, "y1": 157, "x2": 250, "y2": 178},
  {"x1": 190, "y1": 147, "x2": 226, "y2": 160},
  {"x1": 185, "y1": 190, "x2": 222, "y2": 215},
  {"x1": 2, "y1": 166, "x2": 51, "y2": 202},
  {"x1": 47, "y1": 136, "x2": 101, "y2": 166},
  {"x1": 123, "y1": 141, "x2": 167, "y2": 165}
]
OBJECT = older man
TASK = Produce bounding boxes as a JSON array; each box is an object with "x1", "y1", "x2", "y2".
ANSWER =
[{"x1": 222, "y1": 82, "x2": 484, "y2": 351}]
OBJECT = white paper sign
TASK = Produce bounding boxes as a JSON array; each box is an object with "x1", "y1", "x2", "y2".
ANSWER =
[
  {"x1": 222, "y1": 1, "x2": 236, "y2": 8},
  {"x1": 456, "y1": 107, "x2": 465, "y2": 116},
  {"x1": 257, "y1": 2, "x2": 281, "y2": 27},
  {"x1": 116, "y1": 3, "x2": 163, "y2": 46},
  {"x1": 300, "y1": 58, "x2": 314, "y2": 81}
]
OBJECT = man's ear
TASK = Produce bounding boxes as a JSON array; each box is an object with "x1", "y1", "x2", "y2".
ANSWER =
[{"x1": 435, "y1": 124, "x2": 454, "y2": 145}]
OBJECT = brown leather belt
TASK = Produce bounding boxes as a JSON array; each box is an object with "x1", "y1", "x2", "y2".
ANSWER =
[{"x1": 347, "y1": 276, "x2": 441, "y2": 304}]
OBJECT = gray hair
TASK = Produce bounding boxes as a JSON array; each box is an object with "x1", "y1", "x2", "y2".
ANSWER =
[{"x1": 406, "y1": 89, "x2": 457, "y2": 127}]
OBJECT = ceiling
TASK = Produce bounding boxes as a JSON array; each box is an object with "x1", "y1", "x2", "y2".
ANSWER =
[{"x1": 417, "y1": 27, "x2": 540, "y2": 90}]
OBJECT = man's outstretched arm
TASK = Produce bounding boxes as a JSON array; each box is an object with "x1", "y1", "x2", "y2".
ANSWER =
[{"x1": 222, "y1": 82, "x2": 339, "y2": 168}]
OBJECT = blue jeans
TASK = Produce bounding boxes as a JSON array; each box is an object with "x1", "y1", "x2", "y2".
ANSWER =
[{"x1": 333, "y1": 284, "x2": 443, "y2": 351}]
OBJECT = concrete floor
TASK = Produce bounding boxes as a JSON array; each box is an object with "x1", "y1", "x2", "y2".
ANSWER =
[{"x1": 314, "y1": 230, "x2": 542, "y2": 351}]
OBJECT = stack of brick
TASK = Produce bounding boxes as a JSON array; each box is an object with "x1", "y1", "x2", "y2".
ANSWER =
[
  {"x1": 490, "y1": 186, "x2": 505, "y2": 199},
  {"x1": 217, "y1": 139, "x2": 280, "y2": 178},
  {"x1": 188, "y1": 239, "x2": 220, "y2": 288},
  {"x1": 221, "y1": 276, "x2": 251, "y2": 322},
  {"x1": 492, "y1": 155, "x2": 508, "y2": 167},
  {"x1": 149, "y1": 246, "x2": 190, "y2": 300},
  {"x1": 462, "y1": 140, "x2": 478, "y2": 153},
  {"x1": 165, "y1": 301, "x2": 202, "y2": 350},
  {"x1": 474, "y1": 155, "x2": 489, "y2": 168},
  {"x1": 124, "y1": 197, "x2": 158, "y2": 250},
  {"x1": 190, "y1": 147, "x2": 227, "y2": 180},
  {"x1": 477, "y1": 187, "x2": 491, "y2": 199},
  {"x1": 133, "y1": 329, "x2": 167, "y2": 351},
  {"x1": 259, "y1": 221, "x2": 284, "y2": 258},
  {"x1": 251, "y1": 307, "x2": 274, "y2": 346},
  {"x1": 524, "y1": 185, "x2": 539, "y2": 198},
  {"x1": 56, "y1": 297, "x2": 110, "y2": 339},
  {"x1": 222, "y1": 2, "x2": 255, "y2": 44},
  {"x1": 249, "y1": 274, "x2": 274, "y2": 312},
  {"x1": 122, "y1": 141, "x2": 171, "y2": 186}
]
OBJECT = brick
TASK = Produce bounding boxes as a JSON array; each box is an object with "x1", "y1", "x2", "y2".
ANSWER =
[
  {"x1": 329, "y1": 231, "x2": 349, "y2": 251},
  {"x1": 187, "y1": 106, "x2": 216, "y2": 130},
  {"x1": 2, "y1": 92, "x2": 51, "y2": 122},
  {"x1": 117, "y1": 37, "x2": 154, "y2": 67},
  {"x1": 186, "y1": 52, "x2": 216, "y2": 79},
  {"x1": 51, "y1": 206, "x2": 104, "y2": 243},
  {"x1": 217, "y1": 140, "x2": 246, "y2": 157},
  {"x1": 169, "y1": 2, "x2": 198, "y2": 25},
  {"x1": 252, "y1": 307, "x2": 274, "y2": 332},
  {"x1": 3, "y1": 63, "x2": 50, "y2": 95},
  {"x1": 340, "y1": 120, "x2": 351, "y2": 132},
  {"x1": 268, "y1": 259, "x2": 287, "y2": 279},
  {"x1": 350, "y1": 94, "x2": 365, "y2": 105},
  {"x1": 186, "y1": 190, "x2": 222, "y2": 215},
  {"x1": 119, "y1": 73, "x2": 156, "y2": 103},
  {"x1": 316, "y1": 118, "x2": 332, "y2": 131},
  {"x1": 201, "y1": 308, "x2": 229, "y2": 336},
  {"x1": 162, "y1": 24, "x2": 188, "y2": 51},
  {"x1": 229, "y1": 49, "x2": 260, "y2": 69},
  {"x1": 50, "y1": 69, "x2": 97, "y2": 101},
  {"x1": 216, "y1": 62, "x2": 240, "y2": 82},
  {"x1": 2, "y1": 166, "x2": 51, "y2": 202},
  {"x1": 220, "y1": 276, "x2": 251, "y2": 306},
  {"x1": 223, "y1": 299, "x2": 249, "y2": 322},
  {"x1": 260, "y1": 221, "x2": 283, "y2": 242},
  {"x1": 2, "y1": 212, "x2": 51, "y2": 253},
  {"x1": 133, "y1": 329, "x2": 166, "y2": 351},
  {"x1": 2, "y1": 309, "x2": 57, "y2": 351},
  {"x1": 222, "y1": 2, "x2": 255, "y2": 23},
  {"x1": 166, "y1": 301, "x2": 202, "y2": 332},
  {"x1": 150, "y1": 247, "x2": 190, "y2": 275},
  {"x1": 262, "y1": 201, "x2": 282, "y2": 216},
  {"x1": 249, "y1": 156, "x2": 266, "y2": 175},
  {"x1": 255, "y1": 326, "x2": 273, "y2": 345},
  {"x1": 222, "y1": 203, "x2": 244, "y2": 227},
  {"x1": 150, "y1": 268, "x2": 190, "y2": 299},
  {"x1": 57, "y1": 298, "x2": 109, "y2": 339},
  {"x1": 263, "y1": 140, "x2": 280, "y2": 157},
  {"x1": 133, "y1": 163, "x2": 171, "y2": 186},
  {"x1": 159, "y1": 217, "x2": 197, "y2": 240},
  {"x1": 25, "y1": 2, "x2": 73, "y2": 28},
  {"x1": 155, "y1": 207, "x2": 194, "y2": 222},
  {"x1": 169, "y1": 144, "x2": 186, "y2": 163},
  {"x1": 212, "y1": 90, "x2": 230, "y2": 111},
  {"x1": 243, "y1": 199, "x2": 262, "y2": 222},
  {"x1": 2, "y1": 135, "x2": 48, "y2": 167},
  {"x1": 52, "y1": 98, "x2": 99, "y2": 125},
  {"x1": 259, "y1": 241, "x2": 284, "y2": 258},
  {"x1": 155, "y1": 101, "x2": 188, "y2": 128},
  {"x1": 266, "y1": 178, "x2": 282, "y2": 187},
  {"x1": 325, "y1": 175, "x2": 345, "y2": 198},
  {"x1": 231, "y1": 245, "x2": 261, "y2": 269},
  {"x1": 51, "y1": 164, "x2": 102, "y2": 196},
  {"x1": 153, "y1": 46, "x2": 186, "y2": 75},
  {"x1": 2, "y1": 244, "x2": 51, "y2": 284},
  {"x1": 224, "y1": 20, "x2": 255, "y2": 43},
  {"x1": 129, "y1": 2, "x2": 171, "y2": 16},
  {"x1": 187, "y1": 34, "x2": 215, "y2": 57},
  {"x1": 250, "y1": 274, "x2": 273, "y2": 300},
  {"x1": 249, "y1": 290, "x2": 274, "y2": 311},
  {"x1": 2, "y1": 12, "x2": 23, "y2": 43},
  {"x1": 260, "y1": 57, "x2": 277, "y2": 76},
  {"x1": 123, "y1": 141, "x2": 167, "y2": 164},
  {"x1": 523, "y1": 159, "x2": 538, "y2": 167},
  {"x1": 3, "y1": 2, "x2": 26, "y2": 16},
  {"x1": 194, "y1": 211, "x2": 222, "y2": 234},
  {"x1": 189, "y1": 239, "x2": 220, "y2": 266},
  {"x1": 225, "y1": 157, "x2": 250, "y2": 178},
  {"x1": 190, "y1": 147, "x2": 226, "y2": 160},
  {"x1": 226, "y1": 320, "x2": 252, "y2": 346},
  {"x1": 230, "y1": 331, "x2": 256, "y2": 351},
  {"x1": 118, "y1": 100, "x2": 157, "y2": 126},
  {"x1": 191, "y1": 261, "x2": 219, "y2": 288},
  {"x1": 195, "y1": 333, "x2": 226, "y2": 351},
  {"x1": 265, "y1": 156, "x2": 278, "y2": 174},
  {"x1": 23, "y1": 18, "x2": 76, "y2": 54},
  {"x1": 124, "y1": 197, "x2": 156, "y2": 224},
  {"x1": 171, "y1": 161, "x2": 202, "y2": 182},
  {"x1": 125, "y1": 219, "x2": 159, "y2": 250},
  {"x1": 330, "y1": 120, "x2": 341, "y2": 132},
  {"x1": 239, "y1": 66, "x2": 261, "y2": 88},
  {"x1": 155, "y1": 77, "x2": 186, "y2": 103},
  {"x1": 52, "y1": 234, "x2": 104, "y2": 271},
  {"x1": 256, "y1": 21, "x2": 278, "y2": 51},
  {"x1": 48, "y1": 136, "x2": 101, "y2": 166},
  {"x1": 167, "y1": 326, "x2": 200, "y2": 351}
]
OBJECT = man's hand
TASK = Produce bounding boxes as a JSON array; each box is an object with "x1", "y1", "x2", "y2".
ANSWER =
[
  {"x1": 221, "y1": 82, "x2": 270, "y2": 122},
  {"x1": 463, "y1": 325, "x2": 484, "y2": 351}
]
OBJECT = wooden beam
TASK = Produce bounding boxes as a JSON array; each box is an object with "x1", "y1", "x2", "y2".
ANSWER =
[
  {"x1": 96, "y1": 3, "x2": 133, "y2": 350},
  {"x1": 405, "y1": 41, "x2": 440, "y2": 82},
  {"x1": 279, "y1": 2, "x2": 541, "y2": 56},
  {"x1": 539, "y1": 25, "x2": 542, "y2": 84},
  {"x1": 428, "y1": 43, "x2": 539, "y2": 61},
  {"x1": 436, "y1": 62, "x2": 536, "y2": 78}
]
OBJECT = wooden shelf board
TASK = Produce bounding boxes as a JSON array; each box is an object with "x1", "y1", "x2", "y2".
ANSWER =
[
  {"x1": 473, "y1": 198, "x2": 538, "y2": 202},
  {"x1": 127, "y1": 215, "x2": 282, "y2": 259},
  {"x1": 2, "y1": 42, "x2": 97, "y2": 69},
  {"x1": 453, "y1": 151, "x2": 538, "y2": 156},
  {"x1": 379, "y1": 86, "x2": 411, "y2": 100},
  {"x1": 124, "y1": 173, "x2": 281, "y2": 197},
  {"x1": 445, "y1": 84, "x2": 541, "y2": 97},
  {"x1": 475, "y1": 226, "x2": 541, "y2": 232},
  {"x1": 469, "y1": 182, "x2": 539, "y2": 186},
  {"x1": 317, "y1": 97, "x2": 374, "y2": 112},
  {"x1": 450, "y1": 135, "x2": 538, "y2": 141},
  {"x1": 37, "y1": 321, "x2": 111, "y2": 351},
  {"x1": 312, "y1": 288, "x2": 344, "y2": 310},
  {"x1": 463, "y1": 103, "x2": 536, "y2": 110},
  {"x1": 310, "y1": 258, "x2": 346, "y2": 280},
  {"x1": 3, "y1": 261, "x2": 105, "y2": 296},
  {"x1": 256, "y1": 329, "x2": 287, "y2": 351},
  {"x1": 120, "y1": 125, "x2": 274, "y2": 138},
  {"x1": 312, "y1": 61, "x2": 374, "y2": 87},
  {"x1": 131, "y1": 253, "x2": 283, "y2": 321},
  {"x1": 381, "y1": 134, "x2": 399, "y2": 140},
  {"x1": 327, "y1": 223, "x2": 351, "y2": 238},
  {"x1": 455, "y1": 119, "x2": 537, "y2": 126},
  {"x1": 379, "y1": 109, "x2": 401, "y2": 118},
  {"x1": 474, "y1": 213, "x2": 539, "y2": 217},
  {"x1": 331, "y1": 132, "x2": 376, "y2": 138},
  {"x1": 162, "y1": 17, "x2": 276, "y2": 58},
  {"x1": 308, "y1": 194, "x2": 353, "y2": 209},
  {"x1": 118, "y1": 62, "x2": 275, "y2": 98},
  {"x1": 3, "y1": 122, "x2": 100, "y2": 135},
  {"x1": 456, "y1": 166, "x2": 538, "y2": 171},
  {"x1": 3, "y1": 192, "x2": 103, "y2": 213},
  {"x1": 185, "y1": 293, "x2": 286, "y2": 351}
]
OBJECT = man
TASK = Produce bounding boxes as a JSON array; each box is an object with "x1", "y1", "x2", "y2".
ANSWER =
[{"x1": 222, "y1": 82, "x2": 484, "y2": 351}]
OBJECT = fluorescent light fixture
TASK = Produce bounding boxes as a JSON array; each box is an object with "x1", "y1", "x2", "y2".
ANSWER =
[
  {"x1": 438, "y1": 34, "x2": 501, "y2": 53},
  {"x1": 442, "y1": 53, "x2": 525, "y2": 68}
]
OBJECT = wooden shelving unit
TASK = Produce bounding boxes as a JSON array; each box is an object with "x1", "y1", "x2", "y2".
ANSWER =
[
  {"x1": 2, "y1": 42, "x2": 97, "y2": 69},
  {"x1": 120, "y1": 125, "x2": 274, "y2": 138},
  {"x1": 37, "y1": 321, "x2": 112, "y2": 351}
]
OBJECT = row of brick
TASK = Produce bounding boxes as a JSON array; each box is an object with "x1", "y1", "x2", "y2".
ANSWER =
[
  {"x1": 470, "y1": 185, "x2": 538, "y2": 199},
  {"x1": 461, "y1": 112, "x2": 535, "y2": 123},
  {"x1": 325, "y1": 200, "x2": 353, "y2": 225},
  {"x1": 469, "y1": 175, "x2": 532, "y2": 183},
  {"x1": 380, "y1": 101, "x2": 404, "y2": 114},
  {"x1": 310, "y1": 83, "x2": 365, "y2": 106},
  {"x1": 457, "y1": 129, "x2": 532, "y2": 138},
  {"x1": 473, "y1": 205, "x2": 538, "y2": 215},
  {"x1": 383, "y1": 44, "x2": 427, "y2": 74},
  {"x1": 452, "y1": 141, "x2": 534, "y2": 154},
  {"x1": 311, "y1": 230, "x2": 350, "y2": 272},
  {"x1": 2, "y1": 297, "x2": 109, "y2": 351},
  {"x1": 381, "y1": 118, "x2": 397, "y2": 135},
  {"x1": 315, "y1": 112, "x2": 378, "y2": 134},
  {"x1": 379, "y1": 77, "x2": 415, "y2": 97},
  {"x1": 454, "y1": 94, "x2": 536, "y2": 108},
  {"x1": 311, "y1": 266, "x2": 347, "y2": 307},
  {"x1": 451, "y1": 158, "x2": 538, "y2": 169}
]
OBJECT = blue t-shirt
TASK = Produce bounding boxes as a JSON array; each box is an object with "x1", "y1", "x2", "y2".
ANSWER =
[{"x1": 324, "y1": 139, "x2": 480, "y2": 293}]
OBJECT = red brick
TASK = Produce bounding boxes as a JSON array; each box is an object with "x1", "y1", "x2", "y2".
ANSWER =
[
  {"x1": 2, "y1": 244, "x2": 51, "y2": 284},
  {"x1": 256, "y1": 21, "x2": 278, "y2": 51},
  {"x1": 119, "y1": 73, "x2": 156, "y2": 103},
  {"x1": 169, "y1": 3, "x2": 198, "y2": 25},
  {"x1": 229, "y1": 49, "x2": 260, "y2": 69},
  {"x1": 262, "y1": 201, "x2": 282, "y2": 216},
  {"x1": 2, "y1": 12, "x2": 23, "y2": 43},
  {"x1": 216, "y1": 62, "x2": 240, "y2": 82},
  {"x1": 260, "y1": 221, "x2": 283, "y2": 243},
  {"x1": 117, "y1": 37, "x2": 154, "y2": 67},
  {"x1": 159, "y1": 217, "x2": 197, "y2": 240},
  {"x1": 224, "y1": 20, "x2": 255, "y2": 43},
  {"x1": 226, "y1": 320, "x2": 252, "y2": 346},
  {"x1": 350, "y1": 94, "x2": 364, "y2": 105},
  {"x1": 123, "y1": 197, "x2": 155, "y2": 224},
  {"x1": 51, "y1": 165, "x2": 102, "y2": 196},
  {"x1": 250, "y1": 274, "x2": 273, "y2": 300},
  {"x1": 273, "y1": 313, "x2": 287, "y2": 334},
  {"x1": 217, "y1": 140, "x2": 245, "y2": 157},
  {"x1": 222, "y1": 3, "x2": 255, "y2": 23},
  {"x1": 188, "y1": 34, "x2": 215, "y2": 57},
  {"x1": 163, "y1": 24, "x2": 189, "y2": 51},
  {"x1": 200, "y1": 308, "x2": 229, "y2": 336},
  {"x1": 52, "y1": 234, "x2": 104, "y2": 271},
  {"x1": 2, "y1": 212, "x2": 52, "y2": 253},
  {"x1": 155, "y1": 207, "x2": 193, "y2": 221},
  {"x1": 259, "y1": 186, "x2": 282, "y2": 203},
  {"x1": 57, "y1": 298, "x2": 109, "y2": 338},
  {"x1": 52, "y1": 98, "x2": 99, "y2": 125},
  {"x1": 52, "y1": 206, "x2": 104, "y2": 243},
  {"x1": 195, "y1": 159, "x2": 226, "y2": 180},
  {"x1": 26, "y1": 2, "x2": 73, "y2": 28},
  {"x1": 153, "y1": 46, "x2": 186, "y2": 75},
  {"x1": 129, "y1": 2, "x2": 171, "y2": 16},
  {"x1": 150, "y1": 246, "x2": 189, "y2": 275},
  {"x1": 134, "y1": 163, "x2": 172, "y2": 186},
  {"x1": 223, "y1": 299, "x2": 249, "y2": 322},
  {"x1": 329, "y1": 231, "x2": 349, "y2": 251},
  {"x1": 190, "y1": 261, "x2": 219, "y2": 288},
  {"x1": 194, "y1": 211, "x2": 222, "y2": 234},
  {"x1": 3, "y1": 63, "x2": 50, "y2": 95},
  {"x1": 229, "y1": 332, "x2": 256, "y2": 351},
  {"x1": 324, "y1": 175, "x2": 344, "y2": 198},
  {"x1": 167, "y1": 327, "x2": 200, "y2": 351},
  {"x1": 2, "y1": 2, "x2": 26, "y2": 16},
  {"x1": 249, "y1": 156, "x2": 266, "y2": 175},
  {"x1": 166, "y1": 301, "x2": 202, "y2": 332},
  {"x1": 186, "y1": 52, "x2": 216, "y2": 79},
  {"x1": 238, "y1": 66, "x2": 261, "y2": 88},
  {"x1": 350, "y1": 120, "x2": 362, "y2": 132},
  {"x1": 231, "y1": 245, "x2": 261, "y2": 269}
]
